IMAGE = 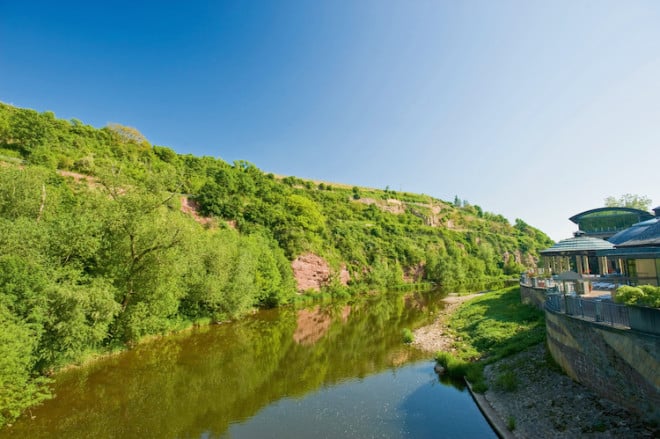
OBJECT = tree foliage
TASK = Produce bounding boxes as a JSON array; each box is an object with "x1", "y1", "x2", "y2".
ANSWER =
[{"x1": 604, "y1": 194, "x2": 652, "y2": 211}]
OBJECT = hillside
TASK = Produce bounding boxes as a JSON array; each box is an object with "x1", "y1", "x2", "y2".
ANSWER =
[{"x1": 0, "y1": 102, "x2": 553, "y2": 426}]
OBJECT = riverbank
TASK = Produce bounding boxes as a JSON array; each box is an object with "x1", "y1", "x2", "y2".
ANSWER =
[
  {"x1": 412, "y1": 291, "x2": 658, "y2": 438},
  {"x1": 482, "y1": 343, "x2": 657, "y2": 438},
  {"x1": 411, "y1": 292, "x2": 481, "y2": 352}
]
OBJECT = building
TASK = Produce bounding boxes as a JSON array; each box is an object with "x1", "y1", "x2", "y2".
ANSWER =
[
  {"x1": 569, "y1": 207, "x2": 654, "y2": 240},
  {"x1": 598, "y1": 212, "x2": 660, "y2": 286},
  {"x1": 540, "y1": 232, "x2": 614, "y2": 275},
  {"x1": 540, "y1": 206, "x2": 660, "y2": 289}
]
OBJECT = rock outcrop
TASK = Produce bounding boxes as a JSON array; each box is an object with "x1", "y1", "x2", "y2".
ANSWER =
[{"x1": 291, "y1": 253, "x2": 350, "y2": 292}]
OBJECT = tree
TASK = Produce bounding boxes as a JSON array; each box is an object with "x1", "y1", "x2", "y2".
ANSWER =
[
  {"x1": 0, "y1": 304, "x2": 52, "y2": 427},
  {"x1": 105, "y1": 123, "x2": 149, "y2": 146},
  {"x1": 604, "y1": 194, "x2": 652, "y2": 211}
]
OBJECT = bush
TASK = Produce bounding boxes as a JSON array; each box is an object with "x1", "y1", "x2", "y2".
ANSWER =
[
  {"x1": 402, "y1": 328, "x2": 414, "y2": 344},
  {"x1": 614, "y1": 285, "x2": 660, "y2": 308}
]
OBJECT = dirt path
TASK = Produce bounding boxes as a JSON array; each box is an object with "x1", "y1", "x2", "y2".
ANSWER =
[{"x1": 412, "y1": 293, "x2": 480, "y2": 353}]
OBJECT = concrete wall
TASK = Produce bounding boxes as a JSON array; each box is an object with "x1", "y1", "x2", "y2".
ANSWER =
[
  {"x1": 629, "y1": 305, "x2": 660, "y2": 335},
  {"x1": 520, "y1": 285, "x2": 547, "y2": 310},
  {"x1": 545, "y1": 309, "x2": 660, "y2": 422}
]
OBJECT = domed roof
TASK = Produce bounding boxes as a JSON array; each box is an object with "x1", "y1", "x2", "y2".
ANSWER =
[
  {"x1": 569, "y1": 207, "x2": 653, "y2": 224},
  {"x1": 616, "y1": 220, "x2": 660, "y2": 247},
  {"x1": 540, "y1": 233, "x2": 614, "y2": 256},
  {"x1": 608, "y1": 218, "x2": 659, "y2": 245}
]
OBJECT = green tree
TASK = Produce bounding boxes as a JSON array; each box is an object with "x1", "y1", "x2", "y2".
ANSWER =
[
  {"x1": 0, "y1": 305, "x2": 52, "y2": 427},
  {"x1": 604, "y1": 194, "x2": 652, "y2": 211},
  {"x1": 97, "y1": 181, "x2": 189, "y2": 341}
]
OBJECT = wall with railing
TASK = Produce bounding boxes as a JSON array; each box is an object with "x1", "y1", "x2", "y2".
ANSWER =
[
  {"x1": 544, "y1": 298, "x2": 660, "y2": 422},
  {"x1": 519, "y1": 281, "x2": 660, "y2": 422},
  {"x1": 545, "y1": 294, "x2": 630, "y2": 328}
]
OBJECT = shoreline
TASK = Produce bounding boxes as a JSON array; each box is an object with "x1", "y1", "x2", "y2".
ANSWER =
[
  {"x1": 412, "y1": 293, "x2": 658, "y2": 438},
  {"x1": 411, "y1": 292, "x2": 481, "y2": 353}
]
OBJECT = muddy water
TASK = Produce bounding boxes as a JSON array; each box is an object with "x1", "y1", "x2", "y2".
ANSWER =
[{"x1": 1, "y1": 291, "x2": 494, "y2": 439}]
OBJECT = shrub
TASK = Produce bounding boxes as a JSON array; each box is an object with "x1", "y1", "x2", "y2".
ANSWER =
[
  {"x1": 402, "y1": 328, "x2": 414, "y2": 344},
  {"x1": 615, "y1": 285, "x2": 660, "y2": 308}
]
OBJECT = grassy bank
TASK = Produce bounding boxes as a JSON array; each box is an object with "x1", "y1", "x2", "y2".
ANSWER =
[{"x1": 435, "y1": 286, "x2": 545, "y2": 391}]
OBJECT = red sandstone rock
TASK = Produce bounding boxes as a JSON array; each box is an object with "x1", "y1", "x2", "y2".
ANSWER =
[{"x1": 291, "y1": 253, "x2": 350, "y2": 292}]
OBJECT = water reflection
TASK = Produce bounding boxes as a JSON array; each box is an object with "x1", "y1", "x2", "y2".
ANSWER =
[
  {"x1": 226, "y1": 363, "x2": 495, "y2": 439},
  {"x1": 0, "y1": 291, "x2": 491, "y2": 439}
]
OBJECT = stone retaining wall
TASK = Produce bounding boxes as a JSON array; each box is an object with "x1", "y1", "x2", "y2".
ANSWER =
[
  {"x1": 520, "y1": 285, "x2": 547, "y2": 310},
  {"x1": 545, "y1": 308, "x2": 660, "y2": 422}
]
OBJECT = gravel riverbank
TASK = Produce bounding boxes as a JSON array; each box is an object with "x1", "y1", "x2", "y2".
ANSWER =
[
  {"x1": 411, "y1": 293, "x2": 480, "y2": 353},
  {"x1": 412, "y1": 294, "x2": 659, "y2": 438},
  {"x1": 482, "y1": 343, "x2": 658, "y2": 438}
]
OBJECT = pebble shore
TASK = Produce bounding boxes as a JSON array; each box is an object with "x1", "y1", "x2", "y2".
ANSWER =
[{"x1": 482, "y1": 343, "x2": 658, "y2": 438}]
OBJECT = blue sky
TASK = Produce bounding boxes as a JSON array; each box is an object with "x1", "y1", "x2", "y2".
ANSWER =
[{"x1": 1, "y1": 0, "x2": 658, "y2": 241}]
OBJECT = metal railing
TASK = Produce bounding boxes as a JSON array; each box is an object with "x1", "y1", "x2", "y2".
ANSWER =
[{"x1": 546, "y1": 294, "x2": 630, "y2": 328}]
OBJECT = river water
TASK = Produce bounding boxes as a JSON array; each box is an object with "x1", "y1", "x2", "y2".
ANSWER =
[{"x1": 1, "y1": 291, "x2": 495, "y2": 439}]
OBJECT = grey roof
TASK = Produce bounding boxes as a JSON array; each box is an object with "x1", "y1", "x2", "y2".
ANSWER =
[
  {"x1": 608, "y1": 218, "x2": 659, "y2": 245},
  {"x1": 540, "y1": 235, "x2": 614, "y2": 255},
  {"x1": 616, "y1": 220, "x2": 660, "y2": 247}
]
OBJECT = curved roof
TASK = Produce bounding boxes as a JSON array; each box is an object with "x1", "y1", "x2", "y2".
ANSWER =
[
  {"x1": 540, "y1": 235, "x2": 614, "y2": 256},
  {"x1": 616, "y1": 220, "x2": 660, "y2": 247},
  {"x1": 569, "y1": 207, "x2": 653, "y2": 224},
  {"x1": 608, "y1": 218, "x2": 659, "y2": 245}
]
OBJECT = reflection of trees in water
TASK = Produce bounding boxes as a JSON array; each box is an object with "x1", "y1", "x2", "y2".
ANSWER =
[{"x1": 1, "y1": 291, "x2": 447, "y2": 439}]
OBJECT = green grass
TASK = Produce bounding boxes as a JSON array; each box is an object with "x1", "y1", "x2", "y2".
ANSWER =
[
  {"x1": 435, "y1": 286, "x2": 546, "y2": 391},
  {"x1": 493, "y1": 367, "x2": 518, "y2": 392},
  {"x1": 507, "y1": 416, "x2": 516, "y2": 431}
]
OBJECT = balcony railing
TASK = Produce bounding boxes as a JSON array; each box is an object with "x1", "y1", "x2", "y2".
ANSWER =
[{"x1": 545, "y1": 294, "x2": 630, "y2": 328}]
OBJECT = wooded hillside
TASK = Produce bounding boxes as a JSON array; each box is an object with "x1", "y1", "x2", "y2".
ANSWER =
[{"x1": 0, "y1": 102, "x2": 553, "y2": 426}]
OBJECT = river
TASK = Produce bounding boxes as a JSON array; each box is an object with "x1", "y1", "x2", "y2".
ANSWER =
[{"x1": 0, "y1": 291, "x2": 495, "y2": 439}]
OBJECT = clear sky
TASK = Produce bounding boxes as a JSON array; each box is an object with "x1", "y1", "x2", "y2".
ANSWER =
[{"x1": 1, "y1": 0, "x2": 658, "y2": 241}]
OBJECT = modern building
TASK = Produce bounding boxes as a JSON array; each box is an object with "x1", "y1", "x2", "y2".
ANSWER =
[
  {"x1": 598, "y1": 213, "x2": 660, "y2": 286},
  {"x1": 569, "y1": 207, "x2": 654, "y2": 240},
  {"x1": 540, "y1": 232, "x2": 614, "y2": 275},
  {"x1": 540, "y1": 206, "x2": 660, "y2": 288}
]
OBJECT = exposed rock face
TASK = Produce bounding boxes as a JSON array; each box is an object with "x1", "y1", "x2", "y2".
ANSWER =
[
  {"x1": 180, "y1": 196, "x2": 213, "y2": 226},
  {"x1": 354, "y1": 197, "x2": 405, "y2": 214},
  {"x1": 382, "y1": 199, "x2": 405, "y2": 214},
  {"x1": 292, "y1": 253, "x2": 330, "y2": 291},
  {"x1": 291, "y1": 253, "x2": 350, "y2": 292}
]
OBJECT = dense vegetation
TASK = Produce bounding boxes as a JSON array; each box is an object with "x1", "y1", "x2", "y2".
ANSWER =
[
  {"x1": 0, "y1": 102, "x2": 553, "y2": 426},
  {"x1": 614, "y1": 285, "x2": 660, "y2": 308},
  {"x1": 435, "y1": 287, "x2": 546, "y2": 391}
]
